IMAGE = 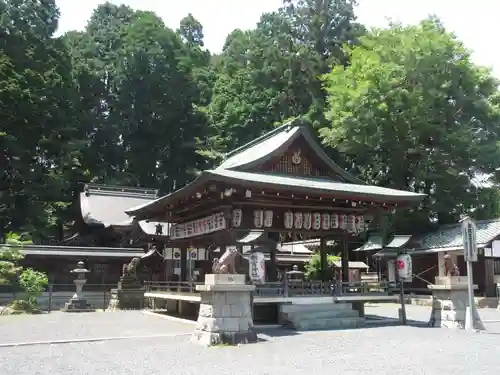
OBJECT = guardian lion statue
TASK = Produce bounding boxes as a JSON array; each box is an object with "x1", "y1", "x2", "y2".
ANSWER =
[
  {"x1": 212, "y1": 248, "x2": 239, "y2": 274},
  {"x1": 122, "y1": 257, "x2": 140, "y2": 278}
]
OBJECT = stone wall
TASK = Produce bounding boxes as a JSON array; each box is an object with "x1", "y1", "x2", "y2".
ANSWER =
[{"x1": 196, "y1": 291, "x2": 253, "y2": 334}]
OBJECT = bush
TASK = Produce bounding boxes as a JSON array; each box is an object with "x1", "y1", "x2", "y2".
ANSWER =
[
  {"x1": 305, "y1": 253, "x2": 340, "y2": 280},
  {"x1": 0, "y1": 233, "x2": 48, "y2": 313}
]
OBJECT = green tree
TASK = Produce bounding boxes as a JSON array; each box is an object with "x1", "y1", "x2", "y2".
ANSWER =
[
  {"x1": 0, "y1": 233, "x2": 48, "y2": 313},
  {"x1": 320, "y1": 19, "x2": 500, "y2": 232},
  {"x1": 63, "y1": 5, "x2": 210, "y2": 192},
  {"x1": 305, "y1": 254, "x2": 340, "y2": 280},
  {"x1": 0, "y1": 0, "x2": 82, "y2": 240},
  {"x1": 203, "y1": 1, "x2": 362, "y2": 162}
]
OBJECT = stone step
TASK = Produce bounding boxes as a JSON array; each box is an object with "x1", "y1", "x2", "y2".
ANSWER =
[
  {"x1": 292, "y1": 317, "x2": 365, "y2": 331},
  {"x1": 281, "y1": 302, "x2": 352, "y2": 314},
  {"x1": 284, "y1": 308, "x2": 359, "y2": 321}
]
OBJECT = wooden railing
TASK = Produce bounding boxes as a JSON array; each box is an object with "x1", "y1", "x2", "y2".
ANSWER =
[
  {"x1": 144, "y1": 281, "x2": 203, "y2": 294},
  {"x1": 333, "y1": 281, "x2": 390, "y2": 296},
  {"x1": 144, "y1": 280, "x2": 391, "y2": 298}
]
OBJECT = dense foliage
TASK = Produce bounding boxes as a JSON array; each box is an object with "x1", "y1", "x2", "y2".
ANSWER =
[
  {"x1": 1, "y1": 0, "x2": 499, "y2": 240},
  {"x1": 0, "y1": 233, "x2": 49, "y2": 312}
]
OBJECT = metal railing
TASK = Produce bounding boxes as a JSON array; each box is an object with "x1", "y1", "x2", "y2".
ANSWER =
[{"x1": 0, "y1": 283, "x2": 119, "y2": 312}]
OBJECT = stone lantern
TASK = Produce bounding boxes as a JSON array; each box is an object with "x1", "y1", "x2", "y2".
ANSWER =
[{"x1": 62, "y1": 261, "x2": 95, "y2": 312}]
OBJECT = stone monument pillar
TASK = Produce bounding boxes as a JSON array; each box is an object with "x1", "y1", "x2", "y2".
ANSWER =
[
  {"x1": 428, "y1": 276, "x2": 484, "y2": 330},
  {"x1": 192, "y1": 274, "x2": 257, "y2": 346},
  {"x1": 62, "y1": 261, "x2": 95, "y2": 312},
  {"x1": 107, "y1": 257, "x2": 144, "y2": 311}
]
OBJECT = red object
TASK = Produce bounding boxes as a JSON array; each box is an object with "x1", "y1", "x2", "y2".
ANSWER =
[{"x1": 397, "y1": 260, "x2": 405, "y2": 270}]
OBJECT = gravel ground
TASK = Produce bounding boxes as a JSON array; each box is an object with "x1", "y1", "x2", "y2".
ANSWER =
[
  {"x1": 1, "y1": 325, "x2": 500, "y2": 375},
  {"x1": 0, "y1": 311, "x2": 192, "y2": 344},
  {"x1": 1, "y1": 306, "x2": 500, "y2": 375},
  {"x1": 365, "y1": 303, "x2": 500, "y2": 332}
]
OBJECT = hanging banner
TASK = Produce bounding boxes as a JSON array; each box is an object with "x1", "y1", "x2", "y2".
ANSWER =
[
  {"x1": 249, "y1": 252, "x2": 266, "y2": 284},
  {"x1": 169, "y1": 212, "x2": 226, "y2": 240}
]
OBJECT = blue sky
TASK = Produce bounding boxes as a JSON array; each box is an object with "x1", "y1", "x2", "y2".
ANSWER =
[{"x1": 55, "y1": 0, "x2": 500, "y2": 77}]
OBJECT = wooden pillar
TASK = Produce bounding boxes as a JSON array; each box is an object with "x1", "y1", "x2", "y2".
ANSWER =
[
  {"x1": 180, "y1": 245, "x2": 187, "y2": 281},
  {"x1": 269, "y1": 249, "x2": 277, "y2": 282},
  {"x1": 341, "y1": 235, "x2": 349, "y2": 282},
  {"x1": 320, "y1": 238, "x2": 327, "y2": 281}
]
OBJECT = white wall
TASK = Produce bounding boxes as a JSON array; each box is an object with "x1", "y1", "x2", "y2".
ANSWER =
[{"x1": 387, "y1": 260, "x2": 395, "y2": 282}]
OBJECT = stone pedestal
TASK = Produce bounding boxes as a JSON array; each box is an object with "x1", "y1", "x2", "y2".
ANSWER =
[
  {"x1": 192, "y1": 274, "x2": 257, "y2": 346},
  {"x1": 106, "y1": 275, "x2": 144, "y2": 311},
  {"x1": 107, "y1": 288, "x2": 144, "y2": 311},
  {"x1": 428, "y1": 276, "x2": 484, "y2": 329},
  {"x1": 62, "y1": 280, "x2": 95, "y2": 312}
]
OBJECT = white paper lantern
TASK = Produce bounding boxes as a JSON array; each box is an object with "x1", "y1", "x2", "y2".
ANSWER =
[
  {"x1": 294, "y1": 212, "x2": 303, "y2": 229},
  {"x1": 232, "y1": 209, "x2": 242, "y2": 227},
  {"x1": 303, "y1": 212, "x2": 312, "y2": 229},
  {"x1": 284, "y1": 211, "x2": 294, "y2": 229},
  {"x1": 312, "y1": 212, "x2": 321, "y2": 230},
  {"x1": 330, "y1": 214, "x2": 339, "y2": 229},
  {"x1": 253, "y1": 210, "x2": 264, "y2": 228},
  {"x1": 396, "y1": 253, "x2": 412, "y2": 282},
  {"x1": 356, "y1": 215, "x2": 365, "y2": 232},
  {"x1": 264, "y1": 210, "x2": 273, "y2": 227},
  {"x1": 340, "y1": 214, "x2": 348, "y2": 230},
  {"x1": 249, "y1": 252, "x2": 266, "y2": 284},
  {"x1": 321, "y1": 213, "x2": 330, "y2": 230},
  {"x1": 346, "y1": 215, "x2": 356, "y2": 233}
]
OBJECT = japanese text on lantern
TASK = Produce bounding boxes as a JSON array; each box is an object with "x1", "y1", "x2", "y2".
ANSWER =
[{"x1": 254, "y1": 209, "x2": 273, "y2": 228}]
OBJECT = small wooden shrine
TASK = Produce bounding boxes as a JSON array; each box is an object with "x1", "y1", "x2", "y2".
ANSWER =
[
  {"x1": 14, "y1": 184, "x2": 168, "y2": 287},
  {"x1": 126, "y1": 119, "x2": 426, "y2": 282}
]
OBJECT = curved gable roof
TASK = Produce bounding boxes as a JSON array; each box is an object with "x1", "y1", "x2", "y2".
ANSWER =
[
  {"x1": 80, "y1": 184, "x2": 158, "y2": 227},
  {"x1": 216, "y1": 119, "x2": 365, "y2": 184}
]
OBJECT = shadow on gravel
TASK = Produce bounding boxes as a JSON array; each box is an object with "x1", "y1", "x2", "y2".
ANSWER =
[
  {"x1": 255, "y1": 327, "x2": 299, "y2": 337},
  {"x1": 365, "y1": 314, "x2": 431, "y2": 328}
]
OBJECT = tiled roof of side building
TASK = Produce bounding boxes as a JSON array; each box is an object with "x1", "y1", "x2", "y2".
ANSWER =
[
  {"x1": 412, "y1": 218, "x2": 500, "y2": 251},
  {"x1": 80, "y1": 184, "x2": 159, "y2": 227}
]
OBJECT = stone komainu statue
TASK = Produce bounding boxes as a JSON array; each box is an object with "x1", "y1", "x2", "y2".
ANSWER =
[
  {"x1": 212, "y1": 248, "x2": 238, "y2": 274},
  {"x1": 122, "y1": 257, "x2": 140, "y2": 277},
  {"x1": 444, "y1": 254, "x2": 460, "y2": 276}
]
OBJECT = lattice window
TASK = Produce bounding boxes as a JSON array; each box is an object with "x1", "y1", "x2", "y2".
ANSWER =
[
  {"x1": 494, "y1": 259, "x2": 500, "y2": 275},
  {"x1": 272, "y1": 154, "x2": 289, "y2": 173},
  {"x1": 303, "y1": 158, "x2": 311, "y2": 175},
  {"x1": 94, "y1": 264, "x2": 107, "y2": 273}
]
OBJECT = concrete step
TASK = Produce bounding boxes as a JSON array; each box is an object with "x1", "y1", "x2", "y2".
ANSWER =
[
  {"x1": 292, "y1": 317, "x2": 365, "y2": 331},
  {"x1": 284, "y1": 308, "x2": 359, "y2": 321},
  {"x1": 281, "y1": 302, "x2": 352, "y2": 314}
]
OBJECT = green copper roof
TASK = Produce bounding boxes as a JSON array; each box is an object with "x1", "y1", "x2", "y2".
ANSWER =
[
  {"x1": 125, "y1": 120, "x2": 427, "y2": 220},
  {"x1": 208, "y1": 169, "x2": 426, "y2": 201},
  {"x1": 125, "y1": 169, "x2": 426, "y2": 219},
  {"x1": 217, "y1": 119, "x2": 365, "y2": 184},
  {"x1": 217, "y1": 123, "x2": 300, "y2": 169}
]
